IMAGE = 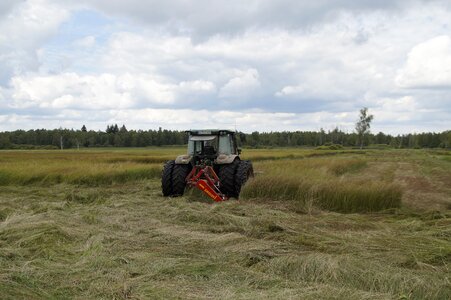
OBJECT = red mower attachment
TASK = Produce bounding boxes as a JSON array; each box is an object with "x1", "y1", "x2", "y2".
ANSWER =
[{"x1": 186, "y1": 165, "x2": 227, "y2": 202}]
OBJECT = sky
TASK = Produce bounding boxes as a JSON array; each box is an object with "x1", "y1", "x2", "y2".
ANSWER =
[{"x1": 0, "y1": 0, "x2": 450, "y2": 134}]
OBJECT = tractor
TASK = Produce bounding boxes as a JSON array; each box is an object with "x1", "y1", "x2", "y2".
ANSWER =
[{"x1": 161, "y1": 129, "x2": 253, "y2": 201}]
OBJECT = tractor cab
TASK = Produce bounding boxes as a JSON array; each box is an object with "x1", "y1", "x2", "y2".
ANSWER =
[
  {"x1": 188, "y1": 135, "x2": 218, "y2": 157},
  {"x1": 186, "y1": 129, "x2": 239, "y2": 164}
]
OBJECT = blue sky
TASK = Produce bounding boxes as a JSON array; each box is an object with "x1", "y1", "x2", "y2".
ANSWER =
[{"x1": 0, "y1": 0, "x2": 450, "y2": 133}]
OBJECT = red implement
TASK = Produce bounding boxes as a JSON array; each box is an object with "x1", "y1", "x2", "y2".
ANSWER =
[{"x1": 186, "y1": 165, "x2": 227, "y2": 202}]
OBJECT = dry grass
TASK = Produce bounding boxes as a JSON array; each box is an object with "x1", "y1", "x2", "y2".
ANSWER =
[{"x1": 0, "y1": 148, "x2": 450, "y2": 299}]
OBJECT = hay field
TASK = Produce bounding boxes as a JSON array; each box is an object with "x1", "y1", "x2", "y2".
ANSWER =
[{"x1": 0, "y1": 148, "x2": 450, "y2": 299}]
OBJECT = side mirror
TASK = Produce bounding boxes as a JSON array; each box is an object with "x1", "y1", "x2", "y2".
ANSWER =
[{"x1": 237, "y1": 148, "x2": 242, "y2": 155}]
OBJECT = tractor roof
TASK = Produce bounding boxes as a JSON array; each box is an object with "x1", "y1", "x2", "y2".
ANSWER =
[
  {"x1": 187, "y1": 129, "x2": 235, "y2": 136},
  {"x1": 189, "y1": 135, "x2": 216, "y2": 141}
]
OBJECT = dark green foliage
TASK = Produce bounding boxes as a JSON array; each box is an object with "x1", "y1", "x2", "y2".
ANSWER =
[
  {"x1": 0, "y1": 126, "x2": 449, "y2": 149},
  {"x1": 0, "y1": 127, "x2": 188, "y2": 149}
]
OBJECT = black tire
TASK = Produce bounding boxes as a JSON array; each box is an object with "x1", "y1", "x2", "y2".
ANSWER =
[
  {"x1": 171, "y1": 164, "x2": 190, "y2": 196},
  {"x1": 161, "y1": 160, "x2": 175, "y2": 196},
  {"x1": 218, "y1": 159, "x2": 240, "y2": 198},
  {"x1": 235, "y1": 160, "x2": 254, "y2": 196}
]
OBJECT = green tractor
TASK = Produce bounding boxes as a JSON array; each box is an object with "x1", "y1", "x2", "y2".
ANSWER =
[{"x1": 161, "y1": 129, "x2": 253, "y2": 201}]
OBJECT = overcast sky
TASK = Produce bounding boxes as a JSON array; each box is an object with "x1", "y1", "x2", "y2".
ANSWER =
[{"x1": 0, "y1": 0, "x2": 450, "y2": 133}]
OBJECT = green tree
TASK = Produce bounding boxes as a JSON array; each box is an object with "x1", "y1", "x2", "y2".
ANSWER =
[
  {"x1": 0, "y1": 134, "x2": 11, "y2": 149},
  {"x1": 355, "y1": 107, "x2": 374, "y2": 149}
]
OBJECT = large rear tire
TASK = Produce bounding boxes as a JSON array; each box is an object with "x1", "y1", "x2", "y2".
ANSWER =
[
  {"x1": 235, "y1": 160, "x2": 254, "y2": 196},
  {"x1": 161, "y1": 161, "x2": 190, "y2": 197},
  {"x1": 171, "y1": 164, "x2": 190, "y2": 196},
  {"x1": 218, "y1": 159, "x2": 240, "y2": 198},
  {"x1": 161, "y1": 160, "x2": 175, "y2": 196}
]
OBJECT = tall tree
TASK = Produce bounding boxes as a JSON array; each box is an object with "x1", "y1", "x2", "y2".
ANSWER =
[
  {"x1": 119, "y1": 124, "x2": 128, "y2": 133},
  {"x1": 355, "y1": 107, "x2": 374, "y2": 149}
]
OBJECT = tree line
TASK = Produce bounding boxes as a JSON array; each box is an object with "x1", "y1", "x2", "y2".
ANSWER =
[{"x1": 0, "y1": 125, "x2": 450, "y2": 149}]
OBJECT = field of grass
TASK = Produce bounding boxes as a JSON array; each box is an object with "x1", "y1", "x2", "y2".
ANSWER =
[{"x1": 0, "y1": 148, "x2": 450, "y2": 299}]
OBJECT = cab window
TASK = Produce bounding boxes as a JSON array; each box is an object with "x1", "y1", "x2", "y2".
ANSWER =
[{"x1": 218, "y1": 135, "x2": 232, "y2": 155}]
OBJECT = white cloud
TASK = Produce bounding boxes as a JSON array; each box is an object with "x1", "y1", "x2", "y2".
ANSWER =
[
  {"x1": 276, "y1": 85, "x2": 304, "y2": 97},
  {"x1": 0, "y1": 0, "x2": 69, "y2": 84},
  {"x1": 1, "y1": 0, "x2": 451, "y2": 133},
  {"x1": 219, "y1": 68, "x2": 260, "y2": 98},
  {"x1": 9, "y1": 72, "x2": 177, "y2": 110},
  {"x1": 396, "y1": 35, "x2": 451, "y2": 88},
  {"x1": 179, "y1": 80, "x2": 216, "y2": 93},
  {"x1": 0, "y1": 0, "x2": 25, "y2": 18},
  {"x1": 73, "y1": 35, "x2": 96, "y2": 48},
  {"x1": 70, "y1": 0, "x2": 436, "y2": 38},
  {"x1": 0, "y1": 107, "x2": 361, "y2": 132}
]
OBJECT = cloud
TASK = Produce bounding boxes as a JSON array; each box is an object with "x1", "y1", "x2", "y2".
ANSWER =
[
  {"x1": 219, "y1": 69, "x2": 260, "y2": 98},
  {"x1": 0, "y1": 0, "x2": 22, "y2": 17},
  {"x1": 276, "y1": 85, "x2": 304, "y2": 97},
  {"x1": 396, "y1": 35, "x2": 451, "y2": 88},
  {"x1": 0, "y1": 107, "x2": 359, "y2": 133},
  {"x1": 1, "y1": 0, "x2": 451, "y2": 134},
  {"x1": 9, "y1": 72, "x2": 180, "y2": 110},
  {"x1": 7, "y1": 72, "x2": 219, "y2": 112},
  {"x1": 70, "y1": 0, "x2": 432, "y2": 38},
  {"x1": 73, "y1": 35, "x2": 96, "y2": 48},
  {"x1": 0, "y1": 0, "x2": 69, "y2": 85},
  {"x1": 179, "y1": 80, "x2": 216, "y2": 93}
]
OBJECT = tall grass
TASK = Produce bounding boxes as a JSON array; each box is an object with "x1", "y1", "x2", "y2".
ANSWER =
[
  {"x1": 241, "y1": 175, "x2": 401, "y2": 213},
  {"x1": 0, "y1": 151, "x2": 164, "y2": 186},
  {"x1": 0, "y1": 148, "x2": 364, "y2": 186},
  {"x1": 0, "y1": 164, "x2": 162, "y2": 186},
  {"x1": 241, "y1": 158, "x2": 401, "y2": 213},
  {"x1": 0, "y1": 150, "x2": 402, "y2": 212}
]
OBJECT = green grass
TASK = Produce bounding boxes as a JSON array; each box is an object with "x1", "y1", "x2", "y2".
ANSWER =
[
  {"x1": 0, "y1": 148, "x2": 450, "y2": 299},
  {"x1": 241, "y1": 158, "x2": 401, "y2": 213},
  {"x1": 0, "y1": 150, "x2": 169, "y2": 186}
]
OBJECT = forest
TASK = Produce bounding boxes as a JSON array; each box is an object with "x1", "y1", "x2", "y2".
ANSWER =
[{"x1": 0, "y1": 125, "x2": 450, "y2": 149}]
